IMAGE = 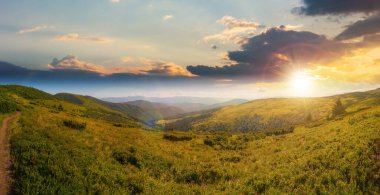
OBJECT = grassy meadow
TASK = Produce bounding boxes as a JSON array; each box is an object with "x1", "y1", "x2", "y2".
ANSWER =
[{"x1": 0, "y1": 85, "x2": 379, "y2": 194}]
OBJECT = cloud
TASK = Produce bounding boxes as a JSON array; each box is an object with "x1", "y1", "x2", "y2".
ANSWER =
[
  {"x1": 189, "y1": 25, "x2": 380, "y2": 81},
  {"x1": 121, "y1": 56, "x2": 133, "y2": 63},
  {"x1": 54, "y1": 33, "x2": 113, "y2": 43},
  {"x1": 203, "y1": 15, "x2": 265, "y2": 44},
  {"x1": 190, "y1": 27, "x2": 350, "y2": 79},
  {"x1": 294, "y1": 0, "x2": 380, "y2": 16},
  {"x1": 134, "y1": 59, "x2": 194, "y2": 77},
  {"x1": 48, "y1": 55, "x2": 107, "y2": 74},
  {"x1": 47, "y1": 55, "x2": 193, "y2": 77},
  {"x1": 163, "y1": 15, "x2": 174, "y2": 21},
  {"x1": 335, "y1": 13, "x2": 380, "y2": 41},
  {"x1": 19, "y1": 25, "x2": 54, "y2": 34},
  {"x1": 110, "y1": 0, "x2": 120, "y2": 3},
  {"x1": 294, "y1": 0, "x2": 380, "y2": 47}
]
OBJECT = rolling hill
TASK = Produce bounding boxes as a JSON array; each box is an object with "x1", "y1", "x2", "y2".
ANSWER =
[
  {"x1": 163, "y1": 89, "x2": 380, "y2": 132},
  {"x1": 104, "y1": 96, "x2": 248, "y2": 113},
  {"x1": 55, "y1": 93, "x2": 187, "y2": 126},
  {"x1": 0, "y1": 85, "x2": 379, "y2": 194}
]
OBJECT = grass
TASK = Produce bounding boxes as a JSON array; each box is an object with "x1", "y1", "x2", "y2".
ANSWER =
[{"x1": 1, "y1": 85, "x2": 379, "y2": 194}]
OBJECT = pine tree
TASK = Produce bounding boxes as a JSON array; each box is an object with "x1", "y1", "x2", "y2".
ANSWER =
[
  {"x1": 58, "y1": 104, "x2": 64, "y2": 111},
  {"x1": 332, "y1": 98, "x2": 345, "y2": 117}
]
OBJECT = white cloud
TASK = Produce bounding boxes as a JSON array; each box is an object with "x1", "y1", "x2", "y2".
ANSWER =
[
  {"x1": 110, "y1": 0, "x2": 120, "y2": 3},
  {"x1": 124, "y1": 58, "x2": 194, "y2": 77},
  {"x1": 121, "y1": 56, "x2": 133, "y2": 63},
  {"x1": 48, "y1": 55, "x2": 107, "y2": 74},
  {"x1": 281, "y1": 24, "x2": 304, "y2": 30},
  {"x1": 19, "y1": 25, "x2": 54, "y2": 34},
  {"x1": 203, "y1": 15, "x2": 264, "y2": 44},
  {"x1": 163, "y1": 15, "x2": 174, "y2": 21},
  {"x1": 54, "y1": 33, "x2": 113, "y2": 43},
  {"x1": 47, "y1": 55, "x2": 194, "y2": 77}
]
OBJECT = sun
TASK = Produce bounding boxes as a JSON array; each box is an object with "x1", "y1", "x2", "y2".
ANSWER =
[{"x1": 290, "y1": 70, "x2": 314, "y2": 96}]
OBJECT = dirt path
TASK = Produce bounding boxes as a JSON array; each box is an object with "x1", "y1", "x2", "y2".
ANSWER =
[{"x1": 0, "y1": 112, "x2": 20, "y2": 195}]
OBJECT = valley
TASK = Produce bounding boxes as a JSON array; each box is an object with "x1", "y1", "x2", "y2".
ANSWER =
[{"x1": 0, "y1": 85, "x2": 379, "y2": 194}]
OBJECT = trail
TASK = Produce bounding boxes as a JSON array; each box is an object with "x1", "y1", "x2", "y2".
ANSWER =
[{"x1": 0, "y1": 112, "x2": 20, "y2": 195}]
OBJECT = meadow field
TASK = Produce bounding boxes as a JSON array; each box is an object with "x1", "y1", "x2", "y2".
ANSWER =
[{"x1": 0, "y1": 85, "x2": 379, "y2": 194}]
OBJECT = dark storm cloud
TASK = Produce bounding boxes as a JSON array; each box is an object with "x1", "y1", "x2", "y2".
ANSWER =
[
  {"x1": 187, "y1": 27, "x2": 349, "y2": 79},
  {"x1": 335, "y1": 13, "x2": 380, "y2": 41},
  {"x1": 294, "y1": 0, "x2": 380, "y2": 41},
  {"x1": 293, "y1": 0, "x2": 380, "y2": 16}
]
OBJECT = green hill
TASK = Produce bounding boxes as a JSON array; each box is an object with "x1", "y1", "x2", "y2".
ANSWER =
[
  {"x1": 163, "y1": 89, "x2": 380, "y2": 132},
  {"x1": 1, "y1": 85, "x2": 379, "y2": 194},
  {"x1": 56, "y1": 93, "x2": 165, "y2": 126}
]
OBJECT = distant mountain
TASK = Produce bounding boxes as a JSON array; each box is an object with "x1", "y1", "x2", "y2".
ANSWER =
[
  {"x1": 55, "y1": 93, "x2": 149, "y2": 126},
  {"x1": 0, "y1": 61, "x2": 30, "y2": 76},
  {"x1": 103, "y1": 97, "x2": 248, "y2": 112},
  {"x1": 103, "y1": 96, "x2": 231, "y2": 105},
  {"x1": 56, "y1": 93, "x2": 189, "y2": 127},
  {"x1": 56, "y1": 93, "x2": 156, "y2": 126},
  {"x1": 169, "y1": 102, "x2": 209, "y2": 113},
  {"x1": 126, "y1": 100, "x2": 185, "y2": 119},
  {"x1": 168, "y1": 99, "x2": 248, "y2": 113},
  {"x1": 206, "y1": 99, "x2": 248, "y2": 109}
]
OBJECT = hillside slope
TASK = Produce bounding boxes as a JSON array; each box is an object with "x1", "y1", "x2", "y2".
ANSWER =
[
  {"x1": 0, "y1": 85, "x2": 379, "y2": 194},
  {"x1": 164, "y1": 89, "x2": 380, "y2": 132},
  {"x1": 56, "y1": 93, "x2": 159, "y2": 126}
]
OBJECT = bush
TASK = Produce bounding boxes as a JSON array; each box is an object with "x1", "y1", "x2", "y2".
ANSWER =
[
  {"x1": 220, "y1": 156, "x2": 241, "y2": 163},
  {"x1": 63, "y1": 120, "x2": 86, "y2": 131},
  {"x1": 174, "y1": 168, "x2": 223, "y2": 185},
  {"x1": 113, "y1": 123, "x2": 124, "y2": 127},
  {"x1": 163, "y1": 133, "x2": 192, "y2": 141},
  {"x1": 204, "y1": 134, "x2": 248, "y2": 150},
  {"x1": 113, "y1": 151, "x2": 139, "y2": 167},
  {"x1": 0, "y1": 100, "x2": 20, "y2": 113}
]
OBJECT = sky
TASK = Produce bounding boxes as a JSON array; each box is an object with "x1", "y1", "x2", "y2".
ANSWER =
[{"x1": 0, "y1": 0, "x2": 380, "y2": 99}]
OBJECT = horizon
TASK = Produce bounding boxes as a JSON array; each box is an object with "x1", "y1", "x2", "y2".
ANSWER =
[{"x1": 1, "y1": 83, "x2": 379, "y2": 103}]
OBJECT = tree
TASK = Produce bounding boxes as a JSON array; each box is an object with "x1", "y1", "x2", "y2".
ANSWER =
[
  {"x1": 332, "y1": 98, "x2": 345, "y2": 117},
  {"x1": 306, "y1": 112, "x2": 313, "y2": 122},
  {"x1": 58, "y1": 104, "x2": 64, "y2": 111}
]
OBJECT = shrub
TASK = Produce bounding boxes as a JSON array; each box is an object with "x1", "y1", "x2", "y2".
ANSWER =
[
  {"x1": 264, "y1": 126, "x2": 294, "y2": 136},
  {"x1": 57, "y1": 104, "x2": 64, "y2": 111},
  {"x1": 204, "y1": 134, "x2": 248, "y2": 150},
  {"x1": 220, "y1": 156, "x2": 241, "y2": 163},
  {"x1": 113, "y1": 123, "x2": 124, "y2": 127},
  {"x1": 112, "y1": 151, "x2": 139, "y2": 167},
  {"x1": 163, "y1": 133, "x2": 192, "y2": 141},
  {"x1": 174, "y1": 168, "x2": 223, "y2": 184},
  {"x1": 63, "y1": 120, "x2": 86, "y2": 131},
  {"x1": 0, "y1": 100, "x2": 20, "y2": 113}
]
